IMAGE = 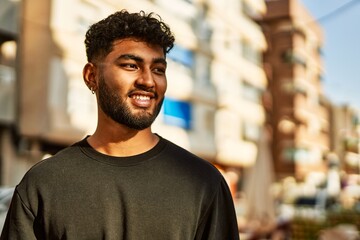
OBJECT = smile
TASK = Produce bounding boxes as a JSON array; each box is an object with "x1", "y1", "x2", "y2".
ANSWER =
[
  {"x1": 129, "y1": 93, "x2": 155, "y2": 108},
  {"x1": 131, "y1": 95, "x2": 151, "y2": 100}
]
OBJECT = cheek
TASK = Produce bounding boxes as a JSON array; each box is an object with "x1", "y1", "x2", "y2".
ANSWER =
[
  {"x1": 104, "y1": 71, "x2": 132, "y2": 90},
  {"x1": 156, "y1": 78, "x2": 167, "y2": 94}
]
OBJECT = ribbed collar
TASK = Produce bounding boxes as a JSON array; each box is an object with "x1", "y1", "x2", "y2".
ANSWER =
[{"x1": 76, "y1": 134, "x2": 167, "y2": 167}]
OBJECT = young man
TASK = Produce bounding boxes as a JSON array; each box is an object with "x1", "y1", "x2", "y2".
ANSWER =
[{"x1": 1, "y1": 10, "x2": 239, "y2": 239}]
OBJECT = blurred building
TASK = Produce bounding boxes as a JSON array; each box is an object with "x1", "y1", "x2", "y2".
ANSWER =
[
  {"x1": 330, "y1": 105, "x2": 360, "y2": 174},
  {"x1": 208, "y1": 0, "x2": 268, "y2": 169},
  {"x1": 0, "y1": 0, "x2": 268, "y2": 189},
  {"x1": 202, "y1": 0, "x2": 268, "y2": 196},
  {"x1": 260, "y1": 0, "x2": 330, "y2": 180},
  {"x1": 0, "y1": 0, "x2": 21, "y2": 185}
]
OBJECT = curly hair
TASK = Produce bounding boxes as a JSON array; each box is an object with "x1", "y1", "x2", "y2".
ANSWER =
[{"x1": 84, "y1": 10, "x2": 175, "y2": 62}]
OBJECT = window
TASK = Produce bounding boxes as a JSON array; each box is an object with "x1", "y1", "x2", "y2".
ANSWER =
[
  {"x1": 0, "y1": 64, "x2": 15, "y2": 122},
  {"x1": 282, "y1": 50, "x2": 307, "y2": 68},
  {"x1": 0, "y1": 39, "x2": 16, "y2": 123},
  {"x1": 242, "y1": 122, "x2": 261, "y2": 142},
  {"x1": 242, "y1": 40, "x2": 262, "y2": 66},
  {"x1": 352, "y1": 115, "x2": 360, "y2": 126},
  {"x1": 163, "y1": 97, "x2": 193, "y2": 129},
  {"x1": 204, "y1": 109, "x2": 215, "y2": 133},
  {"x1": 343, "y1": 137, "x2": 359, "y2": 153},
  {"x1": 242, "y1": 81, "x2": 262, "y2": 104},
  {"x1": 196, "y1": 3, "x2": 212, "y2": 43},
  {"x1": 282, "y1": 147, "x2": 309, "y2": 162},
  {"x1": 76, "y1": 0, "x2": 99, "y2": 34},
  {"x1": 0, "y1": 0, "x2": 19, "y2": 34},
  {"x1": 195, "y1": 54, "x2": 211, "y2": 87},
  {"x1": 168, "y1": 44, "x2": 194, "y2": 68}
]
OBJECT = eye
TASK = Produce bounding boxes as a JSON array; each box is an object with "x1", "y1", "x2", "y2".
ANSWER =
[
  {"x1": 152, "y1": 67, "x2": 166, "y2": 75},
  {"x1": 152, "y1": 64, "x2": 166, "y2": 75},
  {"x1": 120, "y1": 63, "x2": 138, "y2": 70}
]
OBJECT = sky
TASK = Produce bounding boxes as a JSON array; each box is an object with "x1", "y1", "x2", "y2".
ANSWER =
[{"x1": 300, "y1": 0, "x2": 360, "y2": 109}]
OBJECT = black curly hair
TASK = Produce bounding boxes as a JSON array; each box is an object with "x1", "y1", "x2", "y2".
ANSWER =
[{"x1": 84, "y1": 10, "x2": 175, "y2": 62}]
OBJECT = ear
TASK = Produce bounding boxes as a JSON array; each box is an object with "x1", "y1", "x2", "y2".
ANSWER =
[{"x1": 83, "y1": 62, "x2": 98, "y2": 92}]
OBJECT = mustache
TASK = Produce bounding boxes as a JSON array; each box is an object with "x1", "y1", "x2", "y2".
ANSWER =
[{"x1": 128, "y1": 87, "x2": 158, "y2": 98}]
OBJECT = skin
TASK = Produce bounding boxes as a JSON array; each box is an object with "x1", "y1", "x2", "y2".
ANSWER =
[{"x1": 83, "y1": 38, "x2": 168, "y2": 157}]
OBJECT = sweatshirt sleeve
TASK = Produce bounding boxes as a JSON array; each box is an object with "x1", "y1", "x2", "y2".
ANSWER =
[
  {"x1": 0, "y1": 188, "x2": 37, "y2": 240},
  {"x1": 195, "y1": 178, "x2": 240, "y2": 240}
]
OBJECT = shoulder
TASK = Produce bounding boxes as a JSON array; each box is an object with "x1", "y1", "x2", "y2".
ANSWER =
[
  {"x1": 15, "y1": 140, "x2": 87, "y2": 205},
  {"x1": 160, "y1": 137, "x2": 224, "y2": 184},
  {"x1": 17, "y1": 140, "x2": 84, "y2": 188}
]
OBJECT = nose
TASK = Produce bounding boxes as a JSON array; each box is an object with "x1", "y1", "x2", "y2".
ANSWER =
[{"x1": 136, "y1": 68, "x2": 155, "y2": 88}]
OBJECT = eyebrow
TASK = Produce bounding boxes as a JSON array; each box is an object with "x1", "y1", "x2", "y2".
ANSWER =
[{"x1": 117, "y1": 54, "x2": 167, "y2": 66}]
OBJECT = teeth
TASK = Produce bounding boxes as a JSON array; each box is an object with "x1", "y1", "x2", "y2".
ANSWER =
[{"x1": 132, "y1": 95, "x2": 150, "y2": 100}]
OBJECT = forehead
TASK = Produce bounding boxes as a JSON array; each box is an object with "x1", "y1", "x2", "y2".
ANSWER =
[{"x1": 107, "y1": 38, "x2": 165, "y2": 60}]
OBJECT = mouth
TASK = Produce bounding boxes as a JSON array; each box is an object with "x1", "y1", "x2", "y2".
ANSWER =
[
  {"x1": 128, "y1": 91, "x2": 156, "y2": 108},
  {"x1": 131, "y1": 95, "x2": 152, "y2": 101}
]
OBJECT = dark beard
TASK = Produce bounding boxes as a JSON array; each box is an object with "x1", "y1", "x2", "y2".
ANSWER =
[{"x1": 98, "y1": 75, "x2": 163, "y2": 130}]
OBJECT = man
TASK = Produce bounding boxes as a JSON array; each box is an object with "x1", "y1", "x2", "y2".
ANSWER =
[{"x1": 1, "y1": 10, "x2": 239, "y2": 239}]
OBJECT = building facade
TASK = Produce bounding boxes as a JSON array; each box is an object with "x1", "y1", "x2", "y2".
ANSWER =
[
  {"x1": 261, "y1": 0, "x2": 330, "y2": 180},
  {"x1": 207, "y1": 0, "x2": 268, "y2": 169},
  {"x1": 330, "y1": 105, "x2": 360, "y2": 174}
]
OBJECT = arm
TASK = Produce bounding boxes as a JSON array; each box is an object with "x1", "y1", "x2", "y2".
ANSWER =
[
  {"x1": 0, "y1": 188, "x2": 37, "y2": 240},
  {"x1": 195, "y1": 178, "x2": 240, "y2": 240}
]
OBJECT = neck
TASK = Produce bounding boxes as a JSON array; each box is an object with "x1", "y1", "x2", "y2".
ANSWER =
[{"x1": 87, "y1": 124, "x2": 159, "y2": 157}]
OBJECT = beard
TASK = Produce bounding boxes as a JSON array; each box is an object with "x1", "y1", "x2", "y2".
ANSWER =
[{"x1": 97, "y1": 75, "x2": 164, "y2": 130}]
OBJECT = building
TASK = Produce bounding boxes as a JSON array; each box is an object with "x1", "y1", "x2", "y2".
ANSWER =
[
  {"x1": 260, "y1": 0, "x2": 330, "y2": 180},
  {"x1": 206, "y1": 0, "x2": 268, "y2": 169},
  {"x1": 330, "y1": 105, "x2": 360, "y2": 174},
  {"x1": 0, "y1": 0, "x2": 21, "y2": 185}
]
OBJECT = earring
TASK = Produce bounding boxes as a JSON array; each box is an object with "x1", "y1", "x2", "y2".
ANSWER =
[{"x1": 90, "y1": 87, "x2": 95, "y2": 94}]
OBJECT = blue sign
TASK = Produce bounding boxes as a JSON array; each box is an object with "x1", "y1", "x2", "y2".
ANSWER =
[{"x1": 163, "y1": 98, "x2": 192, "y2": 129}]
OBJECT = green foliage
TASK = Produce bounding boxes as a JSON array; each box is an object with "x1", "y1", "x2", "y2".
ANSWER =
[{"x1": 291, "y1": 208, "x2": 360, "y2": 240}]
